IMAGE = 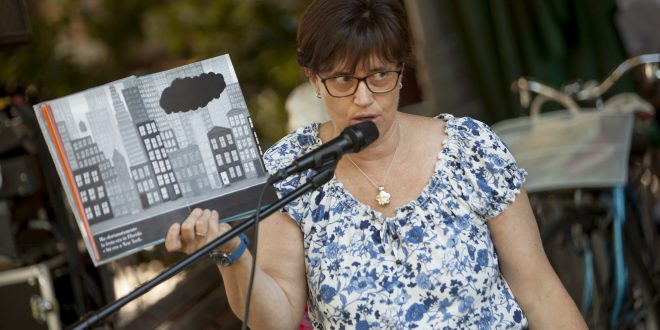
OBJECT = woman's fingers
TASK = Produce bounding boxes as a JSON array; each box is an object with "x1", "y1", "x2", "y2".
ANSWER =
[
  {"x1": 217, "y1": 221, "x2": 242, "y2": 252},
  {"x1": 194, "y1": 209, "x2": 212, "y2": 246},
  {"x1": 206, "y1": 211, "x2": 240, "y2": 251},
  {"x1": 208, "y1": 210, "x2": 220, "y2": 239},
  {"x1": 166, "y1": 209, "x2": 233, "y2": 255},
  {"x1": 179, "y1": 208, "x2": 204, "y2": 253},
  {"x1": 165, "y1": 223, "x2": 182, "y2": 252}
]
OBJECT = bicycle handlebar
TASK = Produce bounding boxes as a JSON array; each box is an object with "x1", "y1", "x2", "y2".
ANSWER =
[
  {"x1": 513, "y1": 77, "x2": 581, "y2": 115},
  {"x1": 575, "y1": 53, "x2": 660, "y2": 101},
  {"x1": 513, "y1": 53, "x2": 660, "y2": 113}
]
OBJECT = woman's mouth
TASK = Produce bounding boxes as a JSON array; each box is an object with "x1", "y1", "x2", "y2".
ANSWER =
[{"x1": 351, "y1": 115, "x2": 378, "y2": 124}]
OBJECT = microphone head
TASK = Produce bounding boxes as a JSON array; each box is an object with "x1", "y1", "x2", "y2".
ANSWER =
[{"x1": 343, "y1": 121, "x2": 379, "y2": 152}]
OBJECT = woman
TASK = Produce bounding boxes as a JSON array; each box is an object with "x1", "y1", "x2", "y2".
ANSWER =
[{"x1": 166, "y1": 0, "x2": 587, "y2": 328}]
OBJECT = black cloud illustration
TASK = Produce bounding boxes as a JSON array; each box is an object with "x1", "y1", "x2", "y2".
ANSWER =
[{"x1": 159, "y1": 72, "x2": 226, "y2": 114}]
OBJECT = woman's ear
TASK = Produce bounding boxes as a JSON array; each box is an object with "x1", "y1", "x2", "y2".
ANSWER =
[
  {"x1": 304, "y1": 68, "x2": 322, "y2": 97},
  {"x1": 304, "y1": 68, "x2": 315, "y2": 82}
]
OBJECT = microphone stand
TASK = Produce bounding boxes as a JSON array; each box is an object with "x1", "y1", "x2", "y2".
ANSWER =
[{"x1": 68, "y1": 164, "x2": 337, "y2": 330}]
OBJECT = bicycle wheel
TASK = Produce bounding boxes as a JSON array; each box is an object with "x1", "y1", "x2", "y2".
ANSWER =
[
  {"x1": 541, "y1": 211, "x2": 610, "y2": 329},
  {"x1": 618, "y1": 214, "x2": 660, "y2": 330},
  {"x1": 540, "y1": 209, "x2": 660, "y2": 330}
]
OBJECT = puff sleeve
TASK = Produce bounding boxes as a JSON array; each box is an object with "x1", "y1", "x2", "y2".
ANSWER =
[
  {"x1": 262, "y1": 125, "x2": 319, "y2": 225},
  {"x1": 448, "y1": 117, "x2": 527, "y2": 220}
]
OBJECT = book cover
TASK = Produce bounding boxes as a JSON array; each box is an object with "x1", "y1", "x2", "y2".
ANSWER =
[{"x1": 34, "y1": 54, "x2": 276, "y2": 265}]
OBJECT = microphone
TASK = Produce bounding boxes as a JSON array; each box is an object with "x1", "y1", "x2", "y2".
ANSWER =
[{"x1": 269, "y1": 121, "x2": 379, "y2": 182}]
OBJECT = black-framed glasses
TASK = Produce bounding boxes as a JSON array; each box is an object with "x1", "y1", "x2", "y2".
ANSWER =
[{"x1": 317, "y1": 68, "x2": 403, "y2": 98}]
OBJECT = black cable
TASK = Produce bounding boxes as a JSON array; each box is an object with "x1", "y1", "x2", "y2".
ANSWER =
[
  {"x1": 239, "y1": 166, "x2": 336, "y2": 329},
  {"x1": 241, "y1": 181, "x2": 269, "y2": 330}
]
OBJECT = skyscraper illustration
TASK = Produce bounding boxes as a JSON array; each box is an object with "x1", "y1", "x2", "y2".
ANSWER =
[
  {"x1": 226, "y1": 83, "x2": 247, "y2": 109},
  {"x1": 85, "y1": 87, "x2": 119, "y2": 160},
  {"x1": 228, "y1": 108, "x2": 264, "y2": 178},
  {"x1": 138, "y1": 120, "x2": 182, "y2": 203},
  {"x1": 110, "y1": 150, "x2": 142, "y2": 217},
  {"x1": 169, "y1": 145, "x2": 210, "y2": 197},
  {"x1": 122, "y1": 83, "x2": 150, "y2": 125},
  {"x1": 56, "y1": 120, "x2": 78, "y2": 169},
  {"x1": 71, "y1": 136, "x2": 114, "y2": 224},
  {"x1": 50, "y1": 98, "x2": 80, "y2": 142},
  {"x1": 208, "y1": 126, "x2": 244, "y2": 185},
  {"x1": 111, "y1": 85, "x2": 146, "y2": 166}
]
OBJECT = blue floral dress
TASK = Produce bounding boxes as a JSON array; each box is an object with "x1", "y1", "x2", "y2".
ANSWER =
[{"x1": 263, "y1": 114, "x2": 529, "y2": 329}]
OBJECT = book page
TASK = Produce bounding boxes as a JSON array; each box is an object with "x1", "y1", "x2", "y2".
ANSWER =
[{"x1": 34, "y1": 54, "x2": 275, "y2": 265}]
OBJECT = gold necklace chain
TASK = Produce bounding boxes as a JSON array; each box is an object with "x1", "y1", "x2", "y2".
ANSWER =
[{"x1": 346, "y1": 120, "x2": 401, "y2": 206}]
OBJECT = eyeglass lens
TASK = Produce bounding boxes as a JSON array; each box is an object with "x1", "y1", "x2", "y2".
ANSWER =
[{"x1": 323, "y1": 71, "x2": 400, "y2": 97}]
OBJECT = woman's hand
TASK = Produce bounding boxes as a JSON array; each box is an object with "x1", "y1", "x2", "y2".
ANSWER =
[{"x1": 165, "y1": 208, "x2": 240, "y2": 255}]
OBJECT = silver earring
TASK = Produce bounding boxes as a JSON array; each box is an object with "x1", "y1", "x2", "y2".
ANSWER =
[
  {"x1": 316, "y1": 92, "x2": 321, "y2": 98},
  {"x1": 399, "y1": 82, "x2": 403, "y2": 88}
]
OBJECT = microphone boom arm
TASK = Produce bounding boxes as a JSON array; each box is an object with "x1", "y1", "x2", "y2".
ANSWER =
[
  {"x1": 269, "y1": 143, "x2": 343, "y2": 183},
  {"x1": 69, "y1": 162, "x2": 338, "y2": 330}
]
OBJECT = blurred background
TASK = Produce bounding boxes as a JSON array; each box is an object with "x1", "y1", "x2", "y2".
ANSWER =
[{"x1": 0, "y1": 0, "x2": 659, "y2": 329}]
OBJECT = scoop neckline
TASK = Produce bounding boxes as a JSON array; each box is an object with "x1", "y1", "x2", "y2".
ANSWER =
[{"x1": 309, "y1": 114, "x2": 456, "y2": 221}]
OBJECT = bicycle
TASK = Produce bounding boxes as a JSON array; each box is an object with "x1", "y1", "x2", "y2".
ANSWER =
[{"x1": 493, "y1": 54, "x2": 660, "y2": 329}]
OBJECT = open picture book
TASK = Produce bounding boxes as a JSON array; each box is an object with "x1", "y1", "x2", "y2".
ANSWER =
[{"x1": 34, "y1": 54, "x2": 276, "y2": 265}]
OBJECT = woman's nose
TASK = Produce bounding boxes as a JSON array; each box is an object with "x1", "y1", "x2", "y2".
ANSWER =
[{"x1": 353, "y1": 80, "x2": 373, "y2": 105}]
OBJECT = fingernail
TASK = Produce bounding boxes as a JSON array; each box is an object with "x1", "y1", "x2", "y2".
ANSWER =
[{"x1": 192, "y1": 208, "x2": 202, "y2": 216}]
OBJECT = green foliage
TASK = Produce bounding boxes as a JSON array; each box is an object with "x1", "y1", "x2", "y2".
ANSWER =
[{"x1": 0, "y1": 0, "x2": 307, "y2": 146}]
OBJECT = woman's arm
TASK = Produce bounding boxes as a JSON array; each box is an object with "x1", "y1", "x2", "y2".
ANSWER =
[
  {"x1": 166, "y1": 209, "x2": 307, "y2": 329},
  {"x1": 488, "y1": 190, "x2": 588, "y2": 329}
]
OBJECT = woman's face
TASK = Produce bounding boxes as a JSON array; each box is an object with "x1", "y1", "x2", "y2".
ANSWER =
[{"x1": 310, "y1": 58, "x2": 402, "y2": 137}]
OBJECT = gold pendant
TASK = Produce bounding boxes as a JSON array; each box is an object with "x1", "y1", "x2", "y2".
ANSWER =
[{"x1": 376, "y1": 186, "x2": 391, "y2": 206}]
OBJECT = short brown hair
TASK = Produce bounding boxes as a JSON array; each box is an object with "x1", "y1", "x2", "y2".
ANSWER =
[{"x1": 296, "y1": 0, "x2": 412, "y2": 74}]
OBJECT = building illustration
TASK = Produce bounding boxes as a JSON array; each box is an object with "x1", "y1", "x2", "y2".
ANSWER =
[
  {"x1": 208, "y1": 126, "x2": 245, "y2": 185},
  {"x1": 137, "y1": 120, "x2": 182, "y2": 203},
  {"x1": 71, "y1": 136, "x2": 113, "y2": 224},
  {"x1": 227, "y1": 108, "x2": 264, "y2": 178},
  {"x1": 110, "y1": 151, "x2": 142, "y2": 217},
  {"x1": 111, "y1": 85, "x2": 146, "y2": 166},
  {"x1": 130, "y1": 161, "x2": 161, "y2": 209},
  {"x1": 168, "y1": 145, "x2": 210, "y2": 197},
  {"x1": 160, "y1": 128, "x2": 179, "y2": 153}
]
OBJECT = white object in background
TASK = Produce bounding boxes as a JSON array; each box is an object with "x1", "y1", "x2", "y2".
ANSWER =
[{"x1": 285, "y1": 82, "x2": 328, "y2": 132}]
